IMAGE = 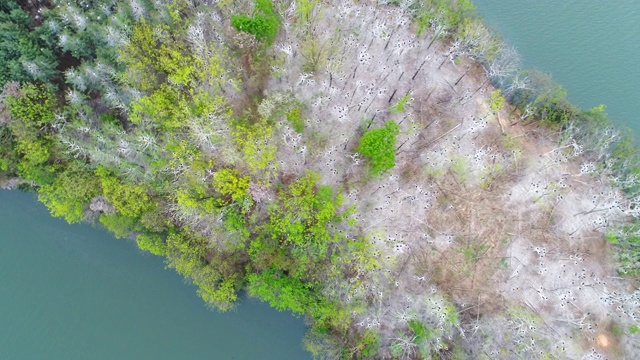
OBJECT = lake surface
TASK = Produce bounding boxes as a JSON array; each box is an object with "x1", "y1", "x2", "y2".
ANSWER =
[
  {"x1": 473, "y1": 0, "x2": 640, "y2": 134},
  {"x1": 0, "y1": 190, "x2": 309, "y2": 359}
]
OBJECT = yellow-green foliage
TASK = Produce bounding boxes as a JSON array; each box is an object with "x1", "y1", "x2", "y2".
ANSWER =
[
  {"x1": 120, "y1": 21, "x2": 198, "y2": 90},
  {"x1": 296, "y1": 0, "x2": 319, "y2": 23},
  {"x1": 175, "y1": 184, "x2": 218, "y2": 216},
  {"x1": 356, "y1": 120, "x2": 400, "y2": 176},
  {"x1": 165, "y1": 231, "x2": 206, "y2": 278},
  {"x1": 212, "y1": 168, "x2": 251, "y2": 204},
  {"x1": 96, "y1": 166, "x2": 152, "y2": 218},
  {"x1": 249, "y1": 172, "x2": 352, "y2": 282},
  {"x1": 99, "y1": 213, "x2": 141, "y2": 239},
  {"x1": 232, "y1": 119, "x2": 277, "y2": 179},
  {"x1": 136, "y1": 233, "x2": 167, "y2": 256},
  {"x1": 5, "y1": 83, "x2": 58, "y2": 184},
  {"x1": 38, "y1": 164, "x2": 101, "y2": 223},
  {"x1": 165, "y1": 230, "x2": 241, "y2": 311},
  {"x1": 195, "y1": 273, "x2": 238, "y2": 312},
  {"x1": 489, "y1": 89, "x2": 506, "y2": 114},
  {"x1": 390, "y1": 94, "x2": 411, "y2": 114},
  {"x1": 129, "y1": 84, "x2": 184, "y2": 130}
]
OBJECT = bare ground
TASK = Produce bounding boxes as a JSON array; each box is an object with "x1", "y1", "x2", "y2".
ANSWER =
[{"x1": 259, "y1": 1, "x2": 640, "y2": 358}]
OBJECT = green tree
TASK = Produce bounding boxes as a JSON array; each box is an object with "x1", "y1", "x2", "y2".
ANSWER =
[
  {"x1": 165, "y1": 230, "x2": 242, "y2": 311},
  {"x1": 246, "y1": 267, "x2": 313, "y2": 314},
  {"x1": 0, "y1": 1, "x2": 59, "y2": 86},
  {"x1": 356, "y1": 120, "x2": 400, "y2": 176},
  {"x1": 249, "y1": 172, "x2": 351, "y2": 282},
  {"x1": 136, "y1": 233, "x2": 167, "y2": 256},
  {"x1": 4, "y1": 83, "x2": 59, "y2": 184},
  {"x1": 96, "y1": 166, "x2": 152, "y2": 218},
  {"x1": 38, "y1": 163, "x2": 101, "y2": 223},
  {"x1": 99, "y1": 213, "x2": 141, "y2": 239},
  {"x1": 212, "y1": 168, "x2": 252, "y2": 208},
  {"x1": 231, "y1": 0, "x2": 280, "y2": 45}
]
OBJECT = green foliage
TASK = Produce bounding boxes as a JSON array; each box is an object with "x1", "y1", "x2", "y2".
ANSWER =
[
  {"x1": 212, "y1": 168, "x2": 251, "y2": 204},
  {"x1": 38, "y1": 163, "x2": 101, "y2": 224},
  {"x1": 165, "y1": 231, "x2": 207, "y2": 277},
  {"x1": 435, "y1": 0, "x2": 475, "y2": 28},
  {"x1": 268, "y1": 172, "x2": 345, "y2": 247},
  {"x1": 129, "y1": 84, "x2": 185, "y2": 131},
  {"x1": 0, "y1": 1, "x2": 59, "y2": 85},
  {"x1": 99, "y1": 213, "x2": 141, "y2": 239},
  {"x1": 489, "y1": 89, "x2": 505, "y2": 114},
  {"x1": 231, "y1": 0, "x2": 280, "y2": 45},
  {"x1": 249, "y1": 172, "x2": 350, "y2": 280},
  {"x1": 96, "y1": 166, "x2": 152, "y2": 218},
  {"x1": 5, "y1": 83, "x2": 56, "y2": 135},
  {"x1": 5, "y1": 83, "x2": 58, "y2": 184},
  {"x1": 136, "y1": 233, "x2": 167, "y2": 256},
  {"x1": 410, "y1": 0, "x2": 475, "y2": 34},
  {"x1": 606, "y1": 225, "x2": 640, "y2": 276},
  {"x1": 408, "y1": 319, "x2": 435, "y2": 358},
  {"x1": 0, "y1": 125, "x2": 17, "y2": 172},
  {"x1": 286, "y1": 107, "x2": 304, "y2": 133},
  {"x1": 353, "y1": 330, "x2": 380, "y2": 358},
  {"x1": 165, "y1": 230, "x2": 240, "y2": 311},
  {"x1": 232, "y1": 119, "x2": 278, "y2": 178},
  {"x1": 517, "y1": 74, "x2": 579, "y2": 126},
  {"x1": 356, "y1": 120, "x2": 400, "y2": 176},
  {"x1": 247, "y1": 267, "x2": 312, "y2": 314},
  {"x1": 629, "y1": 324, "x2": 640, "y2": 335},
  {"x1": 390, "y1": 94, "x2": 411, "y2": 114},
  {"x1": 196, "y1": 274, "x2": 238, "y2": 312}
]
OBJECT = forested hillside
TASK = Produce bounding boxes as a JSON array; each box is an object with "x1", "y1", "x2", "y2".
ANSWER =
[{"x1": 1, "y1": 0, "x2": 638, "y2": 358}]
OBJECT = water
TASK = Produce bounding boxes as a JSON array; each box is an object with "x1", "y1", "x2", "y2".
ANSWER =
[
  {"x1": 472, "y1": 0, "x2": 640, "y2": 134},
  {"x1": 0, "y1": 190, "x2": 309, "y2": 360}
]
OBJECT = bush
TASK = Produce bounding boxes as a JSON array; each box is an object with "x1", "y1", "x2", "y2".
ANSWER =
[
  {"x1": 231, "y1": 0, "x2": 280, "y2": 45},
  {"x1": 356, "y1": 120, "x2": 400, "y2": 176},
  {"x1": 136, "y1": 233, "x2": 167, "y2": 256}
]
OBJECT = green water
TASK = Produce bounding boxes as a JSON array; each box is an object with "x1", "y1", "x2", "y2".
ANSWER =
[
  {"x1": 0, "y1": 190, "x2": 309, "y2": 359},
  {"x1": 473, "y1": 0, "x2": 640, "y2": 133}
]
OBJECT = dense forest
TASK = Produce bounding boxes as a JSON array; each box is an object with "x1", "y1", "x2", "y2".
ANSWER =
[{"x1": 1, "y1": 0, "x2": 639, "y2": 358}]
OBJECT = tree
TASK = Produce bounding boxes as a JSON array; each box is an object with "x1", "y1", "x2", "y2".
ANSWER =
[
  {"x1": 248, "y1": 172, "x2": 351, "y2": 284},
  {"x1": 0, "y1": 1, "x2": 59, "y2": 86},
  {"x1": 38, "y1": 162, "x2": 101, "y2": 223},
  {"x1": 246, "y1": 267, "x2": 312, "y2": 314},
  {"x1": 4, "y1": 83, "x2": 59, "y2": 184},
  {"x1": 96, "y1": 165, "x2": 153, "y2": 218},
  {"x1": 356, "y1": 120, "x2": 400, "y2": 176},
  {"x1": 231, "y1": 0, "x2": 280, "y2": 45},
  {"x1": 136, "y1": 233, "x2": 167, "y2": 256}
]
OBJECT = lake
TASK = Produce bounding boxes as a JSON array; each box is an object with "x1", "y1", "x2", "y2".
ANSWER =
[
  {"x1": 473, "y1": 0, "x2": 640, "y2": 134},
  {"x1": 0, "y1": 190, "x2": 309, "y2": 360}
]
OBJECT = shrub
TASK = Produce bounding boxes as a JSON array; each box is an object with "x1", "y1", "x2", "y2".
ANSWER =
[
  {"x1": 231, "y1": 0, "x2": 280, "y2": 45},
  {"x1": 286, "y1": 107, "x2": 304, "y2": 133},
  {"x1": 356, "y1": 120, "x2": 400, "y2": 176},
  {"x1": 136, "y1": 233, "x2": 167, "y2": 256}
]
